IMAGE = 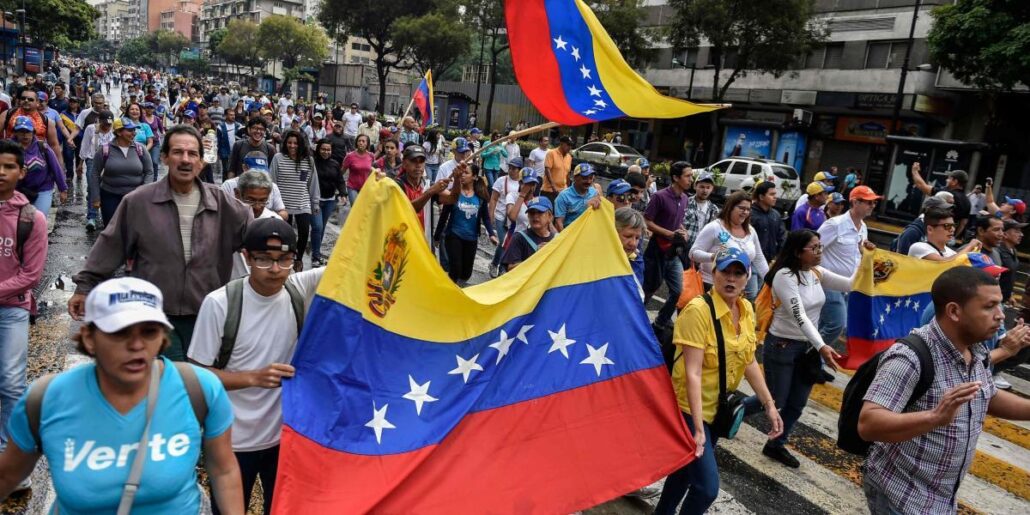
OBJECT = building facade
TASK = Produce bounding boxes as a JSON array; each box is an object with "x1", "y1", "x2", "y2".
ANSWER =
[
  {"x1": 159, "y1": 0, "x2": 201, "y2": 41},
  {"x1": 94, "y1": 0, "x2": 136, "y2": 42},
  {"x1": 196, "y1": 0, "x2": 304, "y2": 45}
]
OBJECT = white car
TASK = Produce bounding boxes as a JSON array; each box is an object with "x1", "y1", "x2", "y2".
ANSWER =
[{"x1": 702, "y1": 157, "x2": 801, "y2": 210}]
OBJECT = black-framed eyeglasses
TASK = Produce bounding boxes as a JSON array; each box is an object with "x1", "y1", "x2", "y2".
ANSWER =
[
  {"x1": 19, "y1": 96, "x2": 35, "y2": 102},
  {"x1": 251, "y1": 254, "x2": 295, "y2": 269}
]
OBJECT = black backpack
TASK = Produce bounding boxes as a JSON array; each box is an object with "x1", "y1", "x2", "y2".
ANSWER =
[{"x1": 837, "y1": 334, "x2": 933, "y2": 456}]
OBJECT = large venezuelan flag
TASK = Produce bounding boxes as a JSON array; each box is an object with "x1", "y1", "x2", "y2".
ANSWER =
[
  {"x1": 842, "y1": 248, "x2": 983, "y2": 369},
  {"x1": 274, "y1": 176, "x2": 694, "y2": 513},
  {"x1": 506, "y1": 0, "x2": 719, "y2": 126}
]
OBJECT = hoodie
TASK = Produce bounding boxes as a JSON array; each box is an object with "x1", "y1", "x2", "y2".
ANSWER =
[
  {"x1": 891, "y1": 216, "x2": 926, "y2": 255},
  {"x1": 0, "y1": 191, "x2": 48, "y2": 310}
]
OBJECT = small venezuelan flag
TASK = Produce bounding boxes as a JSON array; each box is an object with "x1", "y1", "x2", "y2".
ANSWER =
[
  {"x1": 842, "y1": 248, "x2": 997, "y2": 369},
  {"x1": 274, "y1": 176, "x2": 694, "y2": 513},
  {"x1": 413, "y1": 70, "x2": 433, "y2": 128},
  {"x1": 505, "y1": 0, "x2": 719, "y2": 125}
]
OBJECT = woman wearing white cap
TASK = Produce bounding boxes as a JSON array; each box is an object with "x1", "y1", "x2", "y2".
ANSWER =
[{"x1": 0, "y1": 277, "x2": 244, "y2": 514}]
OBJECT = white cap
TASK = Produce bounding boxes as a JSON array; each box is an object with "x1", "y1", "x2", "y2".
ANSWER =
[{"x1": 84, "y1": 278, "x2": 173, "y2": 333}]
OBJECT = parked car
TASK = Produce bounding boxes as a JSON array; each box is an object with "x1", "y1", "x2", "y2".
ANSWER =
[
  {"x1": 700, "y1": 157, "x2": 801, "y2": 211},
  {"x1": 571, "y1": 142, "x2": 646, "y2": 177}
]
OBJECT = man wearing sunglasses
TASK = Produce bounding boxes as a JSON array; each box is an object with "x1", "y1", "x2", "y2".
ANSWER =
[
  {"x1": 0, "y1": 88, "x2": 60, "y2": 152},
  {"x1": 907, "y1": 207, "x2": 982, "y2": 261}
]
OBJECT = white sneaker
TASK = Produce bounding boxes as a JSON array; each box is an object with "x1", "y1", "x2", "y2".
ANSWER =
[
  {"x1": 625, "y1": 483, "x2": 663, "y2": 500},
  {"x1": 994, "y1": 375, "x2": 1012, "y2": 390}
]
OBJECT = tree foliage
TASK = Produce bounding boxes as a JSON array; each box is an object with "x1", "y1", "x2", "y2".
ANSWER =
[
  {"x1": 394, "y1": 4, "x2": 470, "y2": 79},
  {"x1": 216, "y1": 20, "x2": 264, "y2": 74},
  {"x1": 666, "y1": 0, "x2": 826, "y2": 100},
  {"x1": 588, "y1": 0, "x2": 655, "y2": 69},
  {"x1": 928, "y1": 0, "x2": 1030, "y2": 92},
  {"x1": 116, "y1": 37, "x2": 158, "y2": 68},
  {"x1": 0, "y1": 0, "x2": 97, "y2": 49},
  {"x1": 257, "y1": 16, "x2": 329, "y2": 91},
  {"x1": 207, "y1": 28, "x2": 229, "y2": 55},
  {"x1": 154, "y1": 29, "x2": 191, "y2": 68},
  {"x1": 178, "y1": 56, "x2": 211, "y2": 77},
  {"x1": 75, "y1": 39, "x2": 117, "y2": 62}
]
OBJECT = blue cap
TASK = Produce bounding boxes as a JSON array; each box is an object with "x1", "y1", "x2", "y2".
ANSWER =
[
  {"x1": 37, "y1": 92, "x2": 48, "y2": 102},
  {"x1": 12, "y1": 116, "x2": 34, "y2": 132},
  {"x1": 573, "y1": 163, "x2": 595, "y2": 177},
  {"x1": 470, "y1": 127, "x2": 482, "y2": 135},
  {"x1": 695, "y1": 172, "x2": 715, "y2": 184},
  {"x1": 156, "y1": 105, "x2": 167, "y2": 115},
  {"x1": 526, "y1": 197, "x2": 553, "y2": 213},
  {"x1": 114, "y1": 118, "x2": 138, "y2": 131},
  {"x1": 243, "y1": 155, "x2": 269, "y2": 172},
  {"x1": 829, "y1": 192, "x2": 845, "y2": 204},
  {"x1": 635, "y1": 157, "x2": 650, "y2": 169},
  {"x1": 142, "y1": 101, "x2": 155, "y2": 109},
  {"x1": 182, "y1": 109, "x2": 197, "y2": 119},
  {"x1": 520, "y1": 168, "x2": 540, "y2": 184},
  {"x1": 715, "y1": 247, "x2": 751, "y2": 272},
  {"x1": 507, "y1": 156, "x2": 523, "y2": 168},
  {"x1": 453, "y1": 137, "x2": 470, "y2": 153},
  {"x1": 607, "y1": 179, "x2": 632, "y2": 196}
]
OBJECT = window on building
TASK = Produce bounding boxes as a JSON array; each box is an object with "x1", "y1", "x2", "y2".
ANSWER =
[
  {"x1": 865, "y1": 41, "x2": 908, "y2": 69},
  {"x1": 823, "y1": 43, "x2": 844, "y2": 68},
  {"x1": 351, "y1": 42, "x2": 361, "y2": 50}
]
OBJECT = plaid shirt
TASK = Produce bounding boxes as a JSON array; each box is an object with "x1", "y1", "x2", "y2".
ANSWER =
[
  {"x1": 863, "y1": 320, "x2": 996, "y2": 514},
  {"x1": 682, "y1": 196, "x2": 720, "y2": 251}
]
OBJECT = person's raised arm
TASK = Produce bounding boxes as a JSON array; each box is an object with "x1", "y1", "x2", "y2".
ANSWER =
[
  {"x1": 983, "y1": 178, "x2": 1001, "y2": 214},
  {"x1": 910, "y1": 162, "x2": 932, "y2": 196}
]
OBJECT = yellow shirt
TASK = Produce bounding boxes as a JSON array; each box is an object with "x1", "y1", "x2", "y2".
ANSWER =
[
  {"x1": 542, "y1": 148, "x2": 571, "y2": 193},
  {"x1": 671, "y1": 293, "x2": 757, "y2": 423}
]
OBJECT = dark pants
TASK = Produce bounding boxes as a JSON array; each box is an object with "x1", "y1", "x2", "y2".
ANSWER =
[
  {"x1": 444, "y1": 235, "x2": 477, "y2": 283},
  {"x1": 654, "y1": 415, "x2": 719, "y2": 514},
  {"x1": 99, "y1": 189, "x2": 126, "y2": 227},
  {"x1": 165, "y1": 315, "x2": 196, "y2": 362},
  {"x1": 760, "y1": 334, "x2": 816, "y2": 447},
  {"x1": 309, "y1": 199, "x2": 337, "y2": 260},
  {"x1": 288, "y1": 213, "x2": 313, "y2": 258},
  {"x1": 643, "y1": 240, "x2": 684, "y2": 327},
  {"x1": 212, "y1": 445, "x2": 279, "y2": 515},
  {"x1": 63, "y1": 144, "x2": 76, "y2": 181}
]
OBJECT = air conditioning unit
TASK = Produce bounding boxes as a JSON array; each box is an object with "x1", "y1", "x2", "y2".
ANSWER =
[{"x1": 792, "y1": 109, "x2": 813, "y2": 126}]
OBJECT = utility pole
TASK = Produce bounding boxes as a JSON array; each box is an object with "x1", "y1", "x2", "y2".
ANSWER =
[{"x1": 889, "y1": 0, "x2": 922, "y2": 135}]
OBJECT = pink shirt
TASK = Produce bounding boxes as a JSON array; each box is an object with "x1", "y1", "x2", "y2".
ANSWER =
[
  {"x1": 343, "y1": 151, "x2": 374, "y2": 191},
  {"x1": 0, "y1": 192, "x2": 48, "y2": 310}
]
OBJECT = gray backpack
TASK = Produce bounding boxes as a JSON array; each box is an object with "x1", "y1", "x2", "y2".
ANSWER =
[{"x1": 214, "y1": 277, "x2": 305, "y2": 369}]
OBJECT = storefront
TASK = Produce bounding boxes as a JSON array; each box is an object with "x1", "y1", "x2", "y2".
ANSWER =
[{"x1": 879, "y1": 136, "x2": 987, "y2": 222}]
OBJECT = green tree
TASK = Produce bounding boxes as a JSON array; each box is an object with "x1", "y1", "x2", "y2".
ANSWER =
[
  {"x1": 76, "y1": 39, "x2": 117, "y2": 62},
  {"x1": 257, "y1": 16, "x2": 330, "y2": 93},
  {"x1": 0, "y1": 0, "x2": 97, "y2": 49},
  {"x1": 207, "y1": 28, "x2": 229, "y2": 56},
  {"x1": 179, "y1": 56, "x2": 211, "y2": 77},
  {"x1": 394, "y1": 4, "x2": 470, "y2": 80},
  {"x1": 928, "y1": 0, "x2": 1030, "y2": 92},
  {"x1": 589, "y1": 0, "x2": 655, "y2": 69},
  {"x1": 667, "y1": 0, "x2": 826, "y2": 101},
  {"x1": 467, "y1": 0, "x2": 509, "y2": 130},
  {"x1": 116, "y1": 36, "x2": 158, "y2": 68},
  {"x1": 217, "y1": 20, "x2": 264, "y2": 78},
  {"x1": 154, "y1": 29, "x2": 190, "y2": 69},
  {"x1": 319, "y1": 0, "x2": 433, "y2": 112}
]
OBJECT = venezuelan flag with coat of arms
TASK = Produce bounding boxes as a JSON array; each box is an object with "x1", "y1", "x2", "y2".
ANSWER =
[
  {"x1": 273, "y1": 175, "x2": 695, "y2": 513},
  {"x1": 505, "y1": 0, "x2": 720, "y2": 125},
  {"x1": 842, "y1": 248, "x2": 999, "y2": 370}
]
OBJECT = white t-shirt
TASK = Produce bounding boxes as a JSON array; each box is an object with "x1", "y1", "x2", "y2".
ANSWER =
[
  {"x1": 277, "y1": 97, "x2": 293, "y2": 116},
  {"x1": 220, "y1": 177, "x2": 286, "y2": 213},
  {"x1": 343, "y1": 111, "x2": 362, "y2": 136},
  {"x1": 504, "y1": 190, "x2": 529, "y2": 232},
  {"x1": 528, "y1": 148, "x2": 548, "y2": 174},
  {"x1": 908, "y1": 242, "x2": 956, "y2": 260},
  {"x1": 231, "y1": 208, "x2": 280, "y2": 279},
  {"x1": 769, "y1": 267, "x2": 852, "y2": 350},
  {"x1": 688, "y1": 220, "x2": 770, "y2": 285},
  {"x1": 491, "y1": 175, "x2": 520, "y2": 220},
  {"x1": 817, "y1": 213, "x2": 868, "y2": 277},
  {"x1": 436, "y1": 159, "x2": 461, "y2": 184},
  {"x1": 188, "y1": 269, "x2": 324, "y2": 451}
]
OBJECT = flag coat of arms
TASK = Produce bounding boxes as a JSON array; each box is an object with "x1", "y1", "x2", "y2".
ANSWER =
[{"x1": 274, "y1": 176, "x2": 694, "y2": 513}]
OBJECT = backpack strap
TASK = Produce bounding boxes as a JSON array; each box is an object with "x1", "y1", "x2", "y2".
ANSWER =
[
  {"x1": 172, "y1": 362, "x2": 208, "y2": 429},
  {"x1": 704, "y1": 293, "x2": 730, "y2": 404},
  {"x1": 216, "y1": 278, "x2": 246, "y2": 369},
  {"x1": 26, "y1": 374, "x2": 57, "y2": 453},
  {"x1": 16, "y1": 204, "x2": 36, "y2": 264},
  {"x1": 284, "y1": 280, "x2": 305, "y2": 336},
  {"x1": 897, "y1": 334, "x2": 934, "y2": 410},
  {"x1": 518, "y1": 230, "x2": 539, "y2": 252}
]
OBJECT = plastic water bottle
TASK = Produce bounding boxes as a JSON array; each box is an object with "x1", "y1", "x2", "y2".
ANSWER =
[{"x1": 203, "y1": 130, "x2": 217, "y2": 164}]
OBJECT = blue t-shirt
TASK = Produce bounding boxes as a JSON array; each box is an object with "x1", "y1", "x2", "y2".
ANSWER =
[
  {"x1": 134, "y1": 122, "x2": 155, "y2": 146},
  {"x1": 7, "y1": 358, "x2": 233, "y2": 515},
  {"x1": 554, "y1": 186, "x2": 597, "y2": 226},
  {"x1": 449, "y1": 193, "x2": 481, "y2": 241}
]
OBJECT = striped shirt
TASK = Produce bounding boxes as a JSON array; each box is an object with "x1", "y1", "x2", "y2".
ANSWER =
[
  {"x1": 172, "y1": 187, "x2": 201, "y2": 262},
  {"x1": 863, "y1": 320, "x2": 996, "y2": 514},
  {"x1": 273, "y1": 156, "x2": 313, "y2": 212}
]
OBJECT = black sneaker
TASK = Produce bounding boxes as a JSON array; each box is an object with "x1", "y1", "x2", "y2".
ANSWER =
[{"x1": 762, "y1": 442, "x2": 800, "y2": 468}]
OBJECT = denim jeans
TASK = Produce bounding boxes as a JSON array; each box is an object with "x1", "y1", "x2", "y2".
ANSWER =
[
  {"x1": 0, "y1": 307, "x2": 29, "y2": 451},
  {"x1": 490, "y1": 216, "x2": 508, "y2": 267},
  {"x1": 819, "y1": 290, "x2": 848, "y2": 346},
  {"x1": 485, "y1": 168, "x2": 499, "y2": 187},
  {"x1": 427, "y1": 163, "x2": 440, "y2": 182},
  {"x1": 32, "y1": 188, "x2": 54, "y2": 217},
  {"x1": 863, "y1": 475, "x2": 903, "y2": 515},
  {"x1": 99, "y1": 189, "x2": 126, "y2": 227},
  {"x1": 347, "y1": 189, "x2": 359, "y2": 207},
  {"x1": 643, "y1": 242, "x2": 684, "y2": 327},
  {"x1": 309, "y1": 199, "x2": 337, "y2": 260},
  {"x1": 150, "y1": 144, "x2": 161, "y2": 181},
  {"x1": 761, "y1": 334, "x2": 816, "y2": 447},
  {"x1": 654, "y1": 415, "x2": 719, "y2": 515}
]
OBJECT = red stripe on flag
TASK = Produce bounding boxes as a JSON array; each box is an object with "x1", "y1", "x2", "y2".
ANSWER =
[
  {"x1": 273, "y1": 366, "x2": 693, "y2": 513},
  {"x1": 839, "y1": 337, "x2": 897, "y2": 370},
  {"x1": 505, "y1": 0, "x2": 593, "y2": 126}
]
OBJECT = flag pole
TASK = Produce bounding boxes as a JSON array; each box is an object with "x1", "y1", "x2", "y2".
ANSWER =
[
  {"x1": 402, "y1": 96, "x2": 416, "y2": 120},
  {"x1": 464, "y1": 121, "x2": 560, "y2": 164}
]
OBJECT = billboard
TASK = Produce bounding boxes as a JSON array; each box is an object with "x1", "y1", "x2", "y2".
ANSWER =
[
  {"x1": 24, "y1": 48, "x2": 41, "y2": 74},
  {"x1": 722, "y1": 126, "x2": 773, "y2": 160},
  {"x1": 774, "y1": 131, "x2": 807, "y2": 172}
]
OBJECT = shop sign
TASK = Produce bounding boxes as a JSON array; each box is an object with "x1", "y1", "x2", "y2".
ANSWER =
[
  {"x1": 722, "y1": 126, "x2": 773, "y2": 160},
  {"x1": 854, "y1": 93, "x2": 896, "y2": 109},
  {"x1": 781, "y1": 90, "x2": 817, "y2": 105}
]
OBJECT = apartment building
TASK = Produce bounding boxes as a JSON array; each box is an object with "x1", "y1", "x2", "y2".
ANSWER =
[
  {"x1": 94, "y1": 0, "x2": 136, "y2": 42},
  {"x1": 196, "y1": 0, "x2": 304, "y2": 44}
]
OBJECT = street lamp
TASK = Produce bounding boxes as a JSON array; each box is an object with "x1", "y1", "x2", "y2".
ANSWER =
[{"x1": 14, "y1": 7, "x2": 24, "y2": 75}]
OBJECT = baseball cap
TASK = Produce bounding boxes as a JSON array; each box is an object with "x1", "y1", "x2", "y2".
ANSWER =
[
  {"x1": 695, "y1": 172, "x2": 715, "y2": 184},
  {"x1": 182, "y1": 109, "x2": 197, "y2": 119},
  {"x1": 807, "y1": 182, "x2": 833, "y2": 195},
  {"x1": 84, "y1": 277, "x2": 172, "y2": 333},
  {"x1": 520, "y1": 168, "x2": 540, "y2": 184},
  {"x1": 402, "y1": 145, "x2": 426, "y2": 161},
  {"x1": 312, "y1": 112, "x2": 324, "y2": 119},
  {"x1": 243, "y1": 151, "x2": 270, "y2": 172},
  {"x1": 243, "y1": 217, "x2": 298, "y2": 253},
  {"x1": 573, "y1": 163, "x2": 595, "y2": 177},
  {"x1": 507, "y1": 156, "x2": 523, "y2": 168},
  {"x1": 922, "y1": 195, "x2": 953, "y2": 212},
  {"x1": 606, "y1": 179, "x2": 632, "y2": 196},
  {"x1": 1003, "y1": 219, "x2": 1028, "y2": 231},
  {"x1": 814, "y1": 171, "x2": 836, "y2": 182},
  {"x1": 37, "y1": 92, "x2": 48, "y2": 102},
  {"x1": 635, "y1": 157, "x2": 650, "y2": 169},
  {"x1": 12, "y1": 116, "x2": 34, "y2": 132},
  {"x1": 715, "y1": 247, "x2": 751, "y2": 272},
  {"x1": 142, "y1": 101, "x2": 155, "y2": 109},
  {"x1": 113, "y1": 118, "x2": 138, "y2": 131},
  {"x1": 97, "y1": 110, "x2": 114, "y2": 124},
  {"x1": 849, "y1": 185, "x2": 883, "y2": 202},
  {"x1": 453, "y1": 137, "x2": 470, "y2": 153},
  {"x1": 1004, "y1": 196, "x2": 1026, "y2": 215},
  {"x1": 968, "y1": 252, "x2": 1008, "y2": 277},
  {"x1": 829, "y1": 192, "x2": 845, "y2": 204},
  {"x1": 470, "y1": 127, "x2": 482, "y2": 135},
  {"x1": 947, "y1": 170, "x2": 969, "y2": 184},
  {"x1": 526, "y1": 197, "x2": 553, "y2": 213}
]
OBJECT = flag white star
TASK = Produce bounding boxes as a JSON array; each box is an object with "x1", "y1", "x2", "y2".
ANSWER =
[
  {"x1": 879, "y1": 314, "x2": 885, "y2": 325},
  {"x1": 873, "y1": 328, "x2": 879, "y2": 338},
  {"x1": 580, "y1": 343, "x2": 614, "y2": 376},
  {"x1": 579, "y1": 64, "x2": 592, "y2": 79},
  {"x1": 548, "y1": 324, "x2": 577, "y2": 359},
  {"x1": 448, "y1": 353, "x2": 484, "y2": 383},
  {"x1": 594, "y1": 99, "x2": 607, "y2": 108},
  {"x1": 587, "y1": 85, "x2": 602, "y2": 97},
  {"x1": 905, "y1": 298, "x2": 912, "y2": 308},
  {"x1": 912, "y1": 300, "x2": 921, "y2": 312},
  {"x1": 553, "y1": 36, "x2": 568, "y2": 51},
  {"x1": 515, "y1": 324, "x2": 534, "y2": 345},
  {"x1": 894, "y1": 299, "x2": 903, "y2": 309},
  {"x1": 365, "y1": 402, "x2": 396, "y2": 444},
  {"x1": 583, "y1": 109, "x2": 597, "y2": 116},
  {"x1": 488, "y1": 330, "x2": 516, "y2": 364},
  {"x1": 571, "y1": 46, "x2": 581, "y2": 61},
  {"x1": 402, "y1": 375, "x2": 438, "y2": 416},
  {"x1": 885, "y1": 304, "x2": 892, "y2": 315}
]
